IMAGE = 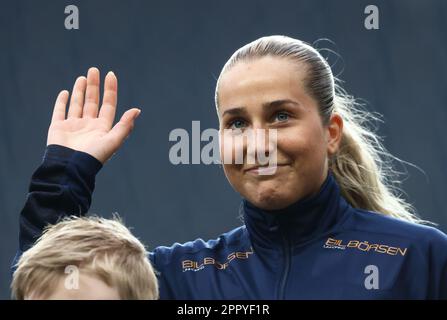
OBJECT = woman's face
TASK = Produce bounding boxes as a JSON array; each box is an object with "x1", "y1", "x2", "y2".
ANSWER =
[{"x1": 217, "y1": 56, "x2": 343, "y2": 210}]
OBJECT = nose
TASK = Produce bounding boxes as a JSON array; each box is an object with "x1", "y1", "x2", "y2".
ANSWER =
[
  {"x1": 246, "y1": 128, "x2": 277, "y2": 165},
  {"x1": 219, "y1": 124, "x2": 277, "y2": 166}
]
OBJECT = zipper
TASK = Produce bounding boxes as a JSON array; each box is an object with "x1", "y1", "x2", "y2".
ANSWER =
[{"x1": 277, "y1": 234, "x2": 292, "y2": 299}]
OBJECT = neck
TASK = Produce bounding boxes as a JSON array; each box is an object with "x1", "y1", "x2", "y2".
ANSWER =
[{"x1": 242, "y1": 170, "x2": 350, "y2": 249}]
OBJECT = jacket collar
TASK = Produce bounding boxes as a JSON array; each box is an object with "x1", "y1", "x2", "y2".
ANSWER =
[{"x1": 242, "y1": 170, "x2": 350, "y2": 249}]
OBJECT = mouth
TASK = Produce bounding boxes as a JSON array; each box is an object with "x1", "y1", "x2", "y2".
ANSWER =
[{"x1": 244, "y1": 164, "x2": 289, "y2": 176}]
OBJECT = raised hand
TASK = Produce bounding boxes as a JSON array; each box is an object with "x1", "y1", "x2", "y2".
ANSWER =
[{"x1": 47, "y1": 67, "x2": 140, "y2": 164}]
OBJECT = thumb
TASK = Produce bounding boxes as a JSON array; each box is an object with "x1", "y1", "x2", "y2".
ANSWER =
[{"x1": 108, "y1": 108, "x2": 141, "y2": 146}]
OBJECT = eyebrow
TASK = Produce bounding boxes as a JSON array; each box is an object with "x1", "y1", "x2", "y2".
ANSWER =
[{"x1": 221, "y1": 99, "x2": 300, "y2": 117}]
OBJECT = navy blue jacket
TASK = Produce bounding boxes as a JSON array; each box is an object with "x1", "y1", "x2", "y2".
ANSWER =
[{"x1": 14, "y1": 145, "x2": 447, "y2": 299}]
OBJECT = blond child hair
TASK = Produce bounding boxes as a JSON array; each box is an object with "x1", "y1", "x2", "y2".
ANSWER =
[{"x1": 12, "y1": 215, "x2": 158, "y2": 300}]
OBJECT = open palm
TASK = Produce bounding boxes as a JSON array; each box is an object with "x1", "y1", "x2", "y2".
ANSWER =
[{"x1": 47, "y1": 67, "x2": 140, "y2": 164}]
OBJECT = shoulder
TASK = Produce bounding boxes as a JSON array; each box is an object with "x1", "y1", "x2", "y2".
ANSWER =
[
  {"x1": 344, "y1": 207, "x2": 447, "y2": 248},
  {"x1": 149, "y1": 226, "x2": 248, "y2": 268}
]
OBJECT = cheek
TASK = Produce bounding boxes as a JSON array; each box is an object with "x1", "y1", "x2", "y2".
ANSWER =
[
  {"x1": 219, "y1": 133, "x2": 241, "y2": 183},
  {"x1": 219, "y1": 132, "x2": 245, "y2": 165},
  {"x1": 277, "y1": 124, "x2": 327, "y2": 162}
]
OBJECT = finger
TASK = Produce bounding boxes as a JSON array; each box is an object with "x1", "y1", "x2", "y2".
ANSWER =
[
  {"x1": 98, "y1": 71, "x2": 118, "y2": 129},
  {"x1": 51, "y1": 90, "x2": 69, "y2": 122},
  {"x1": 83, "y1": 67, "x2": 100, "y2": 118},
  {"x1": 68, "y1": 76, "x2": 87, "y2": 119},
  {"x1": 107, "y1": 108, "x2": 141, "y2": 146}
]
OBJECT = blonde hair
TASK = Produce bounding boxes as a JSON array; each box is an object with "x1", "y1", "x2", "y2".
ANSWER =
[
  {"x1": 215, "y1": 35, "x2": 427, "y2": 224},
  {"x1": 11, "y1": 215, "x2": 159, "y2": 299}
]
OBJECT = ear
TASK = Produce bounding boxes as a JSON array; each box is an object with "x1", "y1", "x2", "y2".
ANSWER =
[{"x1": 326, "y1": 113, "x2": 343, "y2": 156}]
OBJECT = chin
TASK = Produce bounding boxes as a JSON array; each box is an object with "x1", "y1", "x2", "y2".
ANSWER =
[{"x1": 245, "y1": 186, "x2": 296, "y2": 210}]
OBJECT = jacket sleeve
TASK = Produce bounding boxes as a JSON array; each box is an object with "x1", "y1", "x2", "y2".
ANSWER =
[
  {"x1": 16, "y1": 144, "x2": 102, "y2": 254},
  {"x1": 426, "y1": 227, "x2": 447, "y2": 299},
  {"x1": 148, "y1": 250, "x2": 176, "y2": 300}
]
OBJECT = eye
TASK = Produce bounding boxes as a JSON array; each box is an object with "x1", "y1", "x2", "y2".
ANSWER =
[
  {"x1": 274, "y1": 111, "x2": 289, "y2": 122},
  {"x1": 228, "y1": 119, "x2": 247, "y2": 129}
]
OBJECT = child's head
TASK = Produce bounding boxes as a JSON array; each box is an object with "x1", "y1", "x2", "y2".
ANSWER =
[{"x1": 12, "y1": 215, "x2": 159, "y2": 300}]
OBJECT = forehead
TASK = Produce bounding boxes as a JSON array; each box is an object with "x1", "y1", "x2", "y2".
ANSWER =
[{"x1": 218, "y1": 56, "x2": 310, "y2": 110}]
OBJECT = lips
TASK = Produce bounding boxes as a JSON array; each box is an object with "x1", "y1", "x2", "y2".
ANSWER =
[{"x1": 244, "y1": 164, "x2": 288, "y2": 175}]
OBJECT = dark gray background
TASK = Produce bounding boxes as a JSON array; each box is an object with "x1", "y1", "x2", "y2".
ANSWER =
[{"x1": 1, "y1": 0, "x2": 446, "y2": 299}]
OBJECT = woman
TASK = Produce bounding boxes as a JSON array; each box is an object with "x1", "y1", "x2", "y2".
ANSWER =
[{"x1": 15, "y1": 36, "x2": 447, "y2": 299}]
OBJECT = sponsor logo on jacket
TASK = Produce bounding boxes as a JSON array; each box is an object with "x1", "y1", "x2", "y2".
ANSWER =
[
  {"x1": 182, "y1": 248, "x2": 254, "y2": 272},
  {"x1": 323, "y1": 238, "x2": 408, "y2": 256}
]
